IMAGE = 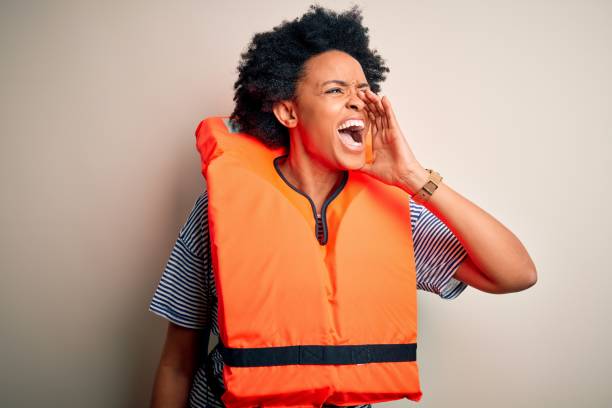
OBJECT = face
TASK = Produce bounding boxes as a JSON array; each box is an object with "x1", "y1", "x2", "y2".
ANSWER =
[{"x1": 279, "y1": 50, "x2": 371, "y2": 170}]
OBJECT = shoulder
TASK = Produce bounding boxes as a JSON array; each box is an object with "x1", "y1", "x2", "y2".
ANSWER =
[
  {"x1": 178, "y1": 191, "x2": 209, "y2": 257},
  {"x1": 148, "y1": 191, "x2": 212, "y2": 329}
]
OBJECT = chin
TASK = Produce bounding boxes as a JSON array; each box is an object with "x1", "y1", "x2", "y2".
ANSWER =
[{"x1": 335, "y1": 152, "x2": 365, "y2": 171}]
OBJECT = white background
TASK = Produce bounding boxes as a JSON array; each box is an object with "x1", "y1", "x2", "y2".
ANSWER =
[{"x1": 1, "y1": 0, "x2": 610, "y2": 406}]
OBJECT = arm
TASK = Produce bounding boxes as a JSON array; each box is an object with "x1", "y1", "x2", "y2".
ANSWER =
[
  {"x1": 150, "y1": 322, "x2": 206, "y2": 408},
  {"x1": 402, "y1": 171, "x2": 537, "y2": 294},
  {"x1": 357, "y1": 89, "x2": 537, "y2": 294},
  {"x1": 411, "y1": 201, "x2": 469, "y2": 299},
  {"x1": 148, "y1": 192, "x2": 213, "y2": 406}
]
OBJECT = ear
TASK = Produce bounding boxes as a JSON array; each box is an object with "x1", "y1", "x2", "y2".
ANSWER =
[{"x1": 272, "y1": 100, "x2": 298, "y2": 128}]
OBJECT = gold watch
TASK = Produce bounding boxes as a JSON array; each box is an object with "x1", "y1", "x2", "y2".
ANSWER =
[{"x1": 412, "y1": 169, "x2": 443, "y2": 204}]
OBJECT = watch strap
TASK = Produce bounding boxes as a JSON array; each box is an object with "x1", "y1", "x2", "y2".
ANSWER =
[{"x1": 412, "y1": 169, "x2": 443, "y2": 204}]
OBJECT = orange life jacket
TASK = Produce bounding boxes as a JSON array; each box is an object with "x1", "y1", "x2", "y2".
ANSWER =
[{"x1": 195, "y1": 116, "x2": 423, "y2": 407}]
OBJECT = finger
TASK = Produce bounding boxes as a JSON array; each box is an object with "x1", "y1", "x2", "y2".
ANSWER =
[
  {"x1": 373, "y1": 92, "x2": 388, "y2": 130},
  {"x1": 381, "y1": 95, "x2": 399, "y2": 131},
  {"x1": 367, "y1": 108, "x2": 378, "y2": 137},
  {"x1": 364, "y1": 91, "x2": 386, "y2": 142},
  {"x1": 357, "y1": 89, "x2": 368, "y2": 104},
  {"x1": 363, "y1": 91, "x2": 380, "y2": 121},
  {"x1": 368, "y1": 91, "x2": 385, "y2": 129},
  {"x1": 363, "y1": 102, "x2": 376, "y2": 124},
  {"x1": 366, "y1": 90, "x2": 384, "y2": 129},
  {"x1": 362, "y1": 96, "x2": 378, "y2": 134}
]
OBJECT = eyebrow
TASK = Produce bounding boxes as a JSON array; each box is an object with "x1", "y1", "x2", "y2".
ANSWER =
[{"x1": 321, "y1": 80, "x2": 370, "y2": 88}]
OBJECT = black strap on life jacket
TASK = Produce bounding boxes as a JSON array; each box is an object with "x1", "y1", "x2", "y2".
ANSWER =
[{"x1": 217, "y1": 340, "x2": 417, "y2": 367}]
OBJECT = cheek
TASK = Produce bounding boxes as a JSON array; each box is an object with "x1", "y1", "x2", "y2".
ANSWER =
[
  {"x1": 299, "y1": 100, "x2": 343, "y2": 154},
  {"x1": 305, "y1": 126, "x2": 331, "y2": 152},
  {"x1": 301, "y1": 126, "x2": 337, "y2": 162}
]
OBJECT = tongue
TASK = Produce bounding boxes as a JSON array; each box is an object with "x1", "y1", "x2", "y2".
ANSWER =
[
  {"x1": 339, "y1": 130, "x2": 361, "y2": 146},
  {"x1": 340, "y1": 129, "x2": 359, "y2": 142}
]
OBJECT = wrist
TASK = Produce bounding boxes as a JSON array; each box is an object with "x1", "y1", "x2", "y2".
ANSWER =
[{"x1": 398, "y1": 165, "x2": 430, "y2": 195}]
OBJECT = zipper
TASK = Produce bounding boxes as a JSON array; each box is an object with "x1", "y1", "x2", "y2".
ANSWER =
[
  {"x1": 315, "y1": 214, "x2": 324, "y2": 244},
  {"x1": 273, "y1": 155, "x2": 348, "y2": 245}
]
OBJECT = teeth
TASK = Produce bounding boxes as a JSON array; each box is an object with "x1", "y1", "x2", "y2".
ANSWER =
[{"x1": 337, "y1": 119, "x2": 364, "y2": 131}]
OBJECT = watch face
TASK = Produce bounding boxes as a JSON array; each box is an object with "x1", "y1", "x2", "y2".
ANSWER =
[{"x1": 423, "y1": 181, "x2": 437, "y2": 194}]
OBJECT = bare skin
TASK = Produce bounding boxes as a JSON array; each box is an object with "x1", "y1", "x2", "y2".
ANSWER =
[
  {"x1": 151, "y1": 49, "x2": 537, "y2": 407},
  {"x1": 273, "y1": 51, "x2": 372, "y2": 213},
  {"x1": 150, "y1": 322, "x2": 207, "y2": 408},
  {"x1": 273, "y1": 49, "x2": 537, "y2": 294}
]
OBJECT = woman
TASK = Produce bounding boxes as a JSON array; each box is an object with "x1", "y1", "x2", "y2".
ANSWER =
[{"x1": 149, "y1": 5, "x2": 537, "y2": 408}]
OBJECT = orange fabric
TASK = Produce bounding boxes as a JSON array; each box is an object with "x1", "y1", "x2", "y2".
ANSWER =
[{"x1": 195, "y1": 116, "x2": 422, "y2": 407}]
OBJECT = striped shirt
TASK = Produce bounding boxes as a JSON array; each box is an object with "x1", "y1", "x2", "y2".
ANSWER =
[{"x1": 149, "y1": 191, "x2": 468, "y2": 407}]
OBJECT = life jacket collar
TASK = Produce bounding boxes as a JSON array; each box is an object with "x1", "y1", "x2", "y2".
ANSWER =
[{"x1": 272, "y1": 154, "x2": 349, "y2": 246}]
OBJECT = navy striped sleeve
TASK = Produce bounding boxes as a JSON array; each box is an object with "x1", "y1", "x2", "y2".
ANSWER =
[
  {"x1": 148, "y1": 193, "x2": 212, "y2": 329},
  {"x1": 411, "y1": 198, "x2": 469, "y2": 300}
]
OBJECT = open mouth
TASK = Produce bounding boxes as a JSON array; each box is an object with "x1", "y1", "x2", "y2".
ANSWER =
[{"x1": 337, "y1": 119, "x2": 365, "y2": 150}]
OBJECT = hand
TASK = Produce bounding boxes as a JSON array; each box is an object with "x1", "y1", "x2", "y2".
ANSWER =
[{"x1": 358, "y1": 89, "x2": 427, "y2": 193}]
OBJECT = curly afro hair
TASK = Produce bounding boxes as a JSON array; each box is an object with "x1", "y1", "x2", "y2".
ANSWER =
[{"x1": 229, "y1": 4, "x2": 390, "y2": 149}]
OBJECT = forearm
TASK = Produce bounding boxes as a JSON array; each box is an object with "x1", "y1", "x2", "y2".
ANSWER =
[
  {"x1": 150, "y1": 363, "x2": 194, "y2": 408},
  {"x1": 399, "y1": 165, "x2": 537, "y2": 290}
]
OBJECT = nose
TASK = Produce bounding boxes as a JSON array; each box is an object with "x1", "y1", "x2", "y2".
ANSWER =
[{"x1": 346, "y1": 89, "x2": 366, "y2": 111}]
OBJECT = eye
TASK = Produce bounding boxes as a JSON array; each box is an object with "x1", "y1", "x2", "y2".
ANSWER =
[{"x1": 325, "y1": 88, "x2": 343, "y2": 94}]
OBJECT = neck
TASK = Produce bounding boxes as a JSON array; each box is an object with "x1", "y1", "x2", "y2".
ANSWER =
[{"x1": 277, "y1": 139, "x2": 344, "y2": 215}]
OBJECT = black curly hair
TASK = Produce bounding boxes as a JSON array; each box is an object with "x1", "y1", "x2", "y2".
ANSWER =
[{"x1": 229, "y1": 4, "x2": 390, "y2": 149}]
